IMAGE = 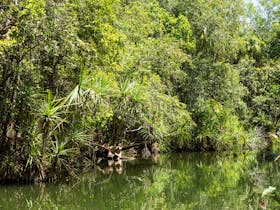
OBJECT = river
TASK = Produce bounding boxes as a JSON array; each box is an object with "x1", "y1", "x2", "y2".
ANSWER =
[{"x1": 0, "y1": 152, "x2": 279, "y2": 209}]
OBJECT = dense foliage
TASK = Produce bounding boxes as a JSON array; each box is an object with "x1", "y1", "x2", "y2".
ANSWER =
[{"x1": 0, "y1": 0, "x2": 279, "y2": 181}]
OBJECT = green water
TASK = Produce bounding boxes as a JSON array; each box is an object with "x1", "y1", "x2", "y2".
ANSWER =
[{"x1": 1, "y1": 152, "x2": 280, "y2": 210}]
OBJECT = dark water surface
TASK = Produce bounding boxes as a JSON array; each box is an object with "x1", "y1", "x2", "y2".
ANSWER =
[{"x1": 0, "y1": 152, "x2": 280, "y2": 210}]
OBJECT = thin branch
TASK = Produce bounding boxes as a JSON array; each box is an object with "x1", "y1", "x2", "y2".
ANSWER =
[{"x1": 125, "y1": 126, "x2": 143, "y2": 133}]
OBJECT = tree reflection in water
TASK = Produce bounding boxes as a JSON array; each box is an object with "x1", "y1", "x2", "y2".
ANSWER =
[{"x1": 0, "y1": 152, "x2": 280, "y2": 209}]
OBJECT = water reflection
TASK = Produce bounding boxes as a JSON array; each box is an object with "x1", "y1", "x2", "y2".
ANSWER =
[
  {"x1": 99, "y1": 159, "x2": 124, "y2": 175},
  {"x1": 0, "y1": 152, "x2": 280, "y2": 209}
]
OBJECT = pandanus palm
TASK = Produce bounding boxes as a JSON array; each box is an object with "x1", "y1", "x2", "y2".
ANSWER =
[
  {"x1": 49, "y1": 136, "x2": 78, "y2": 176},
  {"x1": 112, "y1": 79, "x2": 148, "y2": 140},
  {"x1": 62, "y1": 69, "x2": 119, "y2": 150},
  {"x1": 65, "y1": 69, "x2": 118, "y2": 105},
  {"x1": 35, "y1": 90, "x2": 68, "y2": 179}
]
